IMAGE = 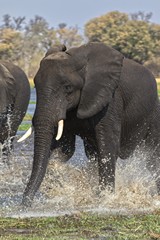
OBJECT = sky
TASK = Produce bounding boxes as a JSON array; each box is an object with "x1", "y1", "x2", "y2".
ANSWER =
[{"x1": 0, "y1": 0, "x2": 160, "y2": 33}]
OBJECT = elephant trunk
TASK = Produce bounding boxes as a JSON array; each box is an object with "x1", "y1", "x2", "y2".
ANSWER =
[
  {"x1": 22, "y1": 119, "x2": 54, "y2": 206},
  {"x1": 22, "y1": 91, "x2": 67, "y2": 206}
]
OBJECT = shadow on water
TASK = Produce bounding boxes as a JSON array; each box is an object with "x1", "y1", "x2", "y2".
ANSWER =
[{"x1": 0, "y1": 88, "x2": 160, "y2": 218}]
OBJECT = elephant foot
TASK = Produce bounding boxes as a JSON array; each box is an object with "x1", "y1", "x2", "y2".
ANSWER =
[
  {"x1": 99, "y1": 183, "x2": 115, "y2": 194},
  {"x1": 99, "y1": 170, "x2": 115, "y2": 193}
]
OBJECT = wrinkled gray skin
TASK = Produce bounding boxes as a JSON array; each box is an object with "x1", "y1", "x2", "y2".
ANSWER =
[
  {"x1": 0, "y1": 61, "x2": 30, "y2": 156},
  {"x1": 22, "y1": 42, "x2": 160, "y2": 206}
]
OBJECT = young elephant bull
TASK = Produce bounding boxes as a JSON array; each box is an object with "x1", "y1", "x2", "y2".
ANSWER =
[
  {"x1": 21, "y1": 42, "x2": 160, "y2": 206},
  {"x1": 0, "y1": 61, "x2": 30, "y2": 156}
]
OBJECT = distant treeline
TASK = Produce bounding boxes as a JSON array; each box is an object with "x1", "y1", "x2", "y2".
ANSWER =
[{"x1": 0, "y1": 11, "x2": 160, "y2": 78}]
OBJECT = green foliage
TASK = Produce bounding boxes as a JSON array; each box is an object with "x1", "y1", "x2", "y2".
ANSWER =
[
  {"x1": 145, "y1": 57, "x2": 160, "y2": 77},
  {"x1": 85, "y1": 11, "x2": 129, "y2": 43},
  {"x1": 115, "y1": 20, "x2": 153, "y2": 63},
  {"x1": 85, "y1": 11, "x2": 160, "y2": 65},
  {"x1": 56, "y1": 23, "x2": 84, "y2": 48},
  {"x1": 1, "y1": 11, "x2": 160, "y2": 77},
  {"x1": 0, "y1": 28, "x2": 23, "y2": 61},
  {"x1": 0, "y1": 15, "x2": 84, "y2": 78}
]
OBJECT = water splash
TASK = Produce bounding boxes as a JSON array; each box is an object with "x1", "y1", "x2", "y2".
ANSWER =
[
  {"x1": 0, "y1": 137, "x2": 159, "y2": 218},
  {"x1": 0, "y1": 106, "x2": 14, "y2": 161}
]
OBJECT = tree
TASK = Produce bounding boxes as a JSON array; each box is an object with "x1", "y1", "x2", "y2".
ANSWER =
[
  {"x1": 1, "y1": 14, "x2": 26, "y2": 30},
  {"x1": 85, "y1": 11, "x2": 129, "y2": 43},
  {"x1": 56, "y1": 23, "x2": 84, "y2": 48},
  {"x1": 0, "y1": 14, "x2": 85, "y2": 77},
  {"x1": 22, "y1": 16, "x2": 84, "y2": 76},
  {"x1": 148, "y1": 24, "x2": 160, "y2": 56},
  {"x1": 84, "y1": 11, "x2": 160, "y2": 64},
  {"x1": 130, "y1": 11, "x2": 152, "y2": 22},
  {"x1": 22, "y1": 15, "x2": 53, "y2": 76},
  {"x1": 114, "y1": 20, "x2": 154, "y2": 63},
  {"x1": 0, "y1": 28, "x2": 23, "y2": 62},
  {"x1": 1, "y1": 14, "x2": 13, "y2": 29},
  {"x1": 0, "y1": 15, "x2": 26, "y2": 68}
]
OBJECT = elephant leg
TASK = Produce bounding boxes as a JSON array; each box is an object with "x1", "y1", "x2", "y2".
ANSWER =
[
  {"x1": 96, "y1": 132, "x2": 120, "y2": 192},
  {"x1": 95, "y1": 95, "x2": 123, "y2": 192},
  {"x1": 2, "y1": 138, "x2": 13, "y2": 155},
  {"x1": 1, "y1": 139, "x2": 14, "y2": 164},
  {"x1": 50, "y1": 132, "x2": 76, "y2": 162},
  {"x1": 83, "y1": 137, "x2": 100, "y2": 191},
  {"x1": 83, "y1": 137, "x2": 98, "y2": 160},
  {"x1": 0, "y1": 123, "x2": 14, "y2": 160},
  {"x1": 1, "y1": 109, "x2": 21, "y2": 157}
]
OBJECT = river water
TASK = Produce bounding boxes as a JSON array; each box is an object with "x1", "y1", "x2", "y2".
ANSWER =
[{"x1": 0, "y1": 88, "x2": 160, "y2": 218}]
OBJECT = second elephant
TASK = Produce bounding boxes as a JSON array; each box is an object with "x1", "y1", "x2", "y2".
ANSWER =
[{"x1": 0, "y1": 61, "x2": 30, "y2": 156}]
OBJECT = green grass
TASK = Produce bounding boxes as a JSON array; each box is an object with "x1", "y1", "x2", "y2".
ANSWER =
[
  {"x1": 18, "y1": 114, "x2": 32, "y2": 131},
  {"x1": 0, "y1": 211, "x2": 160, "y2": 240},
  {"x1": 23, "y1": 114, "x2": 32, "y2": 121},
  {"x1": 29, "y1": 100, "x2": 36, "y2": 104},
  {"x1": 18, "y1": 123, "x2": 31, "y2": 131}
]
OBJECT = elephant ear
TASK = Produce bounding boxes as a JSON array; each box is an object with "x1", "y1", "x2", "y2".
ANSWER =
[
  {"x1": 45, "y1": 44, "x2": 67, "y2": 57},
  {"x1": 77, "y1": 43, "x2": 124, "y2": 119},
  {"x1": 0, "y1": 63, "x2": 16, "y2": 112}
]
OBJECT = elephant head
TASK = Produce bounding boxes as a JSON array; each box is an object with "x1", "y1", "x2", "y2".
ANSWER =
[
  {"x1": 0, "y1": 63, "x2": 16, "y2": 130},
  {"x1": 22, "y1": 42, "x2": 124, "y2": 206}
]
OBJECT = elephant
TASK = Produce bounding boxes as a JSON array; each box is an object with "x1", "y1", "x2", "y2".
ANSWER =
[
  {"x1": 21, "y1": 42, "x2": 160, "y2": 206},
  {"x1": 0, "y1": 61, "x2": 30, "y2": 156}
]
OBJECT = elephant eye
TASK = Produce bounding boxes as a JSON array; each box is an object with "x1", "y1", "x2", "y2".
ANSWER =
[{"x1": 64, "y1": 84, "x2": 73, "y2": 94}]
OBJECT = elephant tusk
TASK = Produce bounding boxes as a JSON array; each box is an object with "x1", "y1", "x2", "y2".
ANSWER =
[
  {"x1": 56, "y1": 120, "x2": 64, "y2": 141},
  {"x1": 17, "y1": 126, "x2": 33, "y2": 143}
]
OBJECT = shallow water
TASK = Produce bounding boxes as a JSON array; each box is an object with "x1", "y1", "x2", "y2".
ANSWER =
[{"x1": 0, "y1": 135, "x2": 160, "y2": 218}]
